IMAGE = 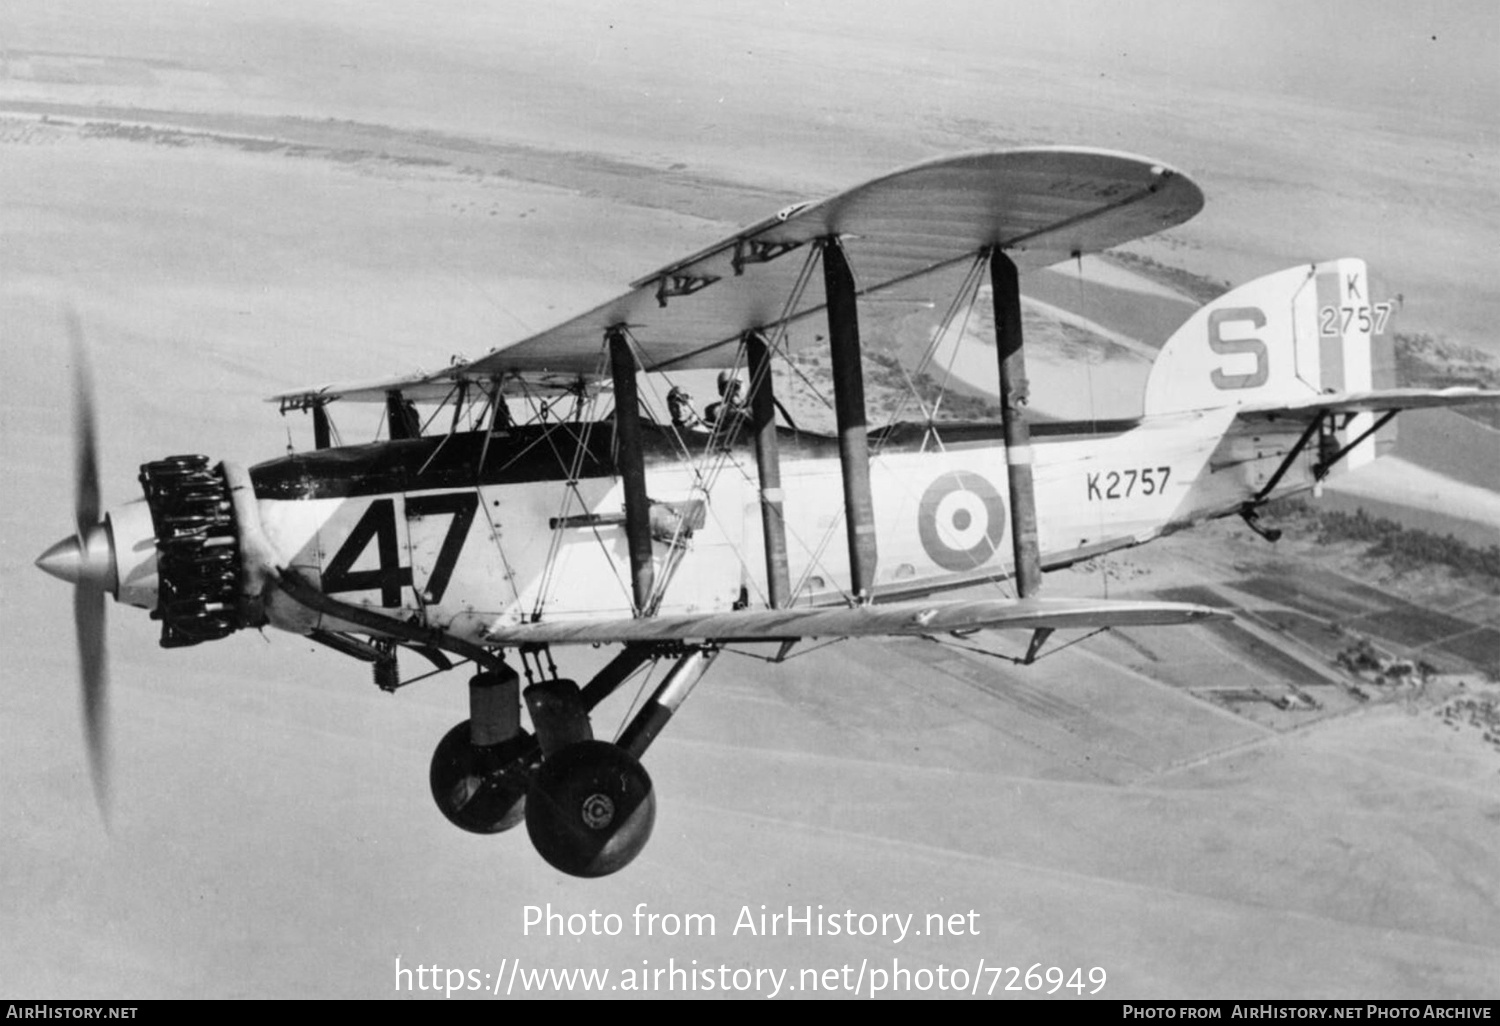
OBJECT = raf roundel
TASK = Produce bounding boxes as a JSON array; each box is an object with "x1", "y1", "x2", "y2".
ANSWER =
[{"x1": 917, "y1": 471, "x2": 1008, "y2": 572}]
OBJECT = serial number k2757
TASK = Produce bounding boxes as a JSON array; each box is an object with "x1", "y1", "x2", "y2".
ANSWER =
[{"x1": 1086, "y1": 466, "x2": 1172, "y2": 502}]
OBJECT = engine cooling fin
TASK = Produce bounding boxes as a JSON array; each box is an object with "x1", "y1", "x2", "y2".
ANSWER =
[{"x1": 139, "y1": 456, "x2": 243, "y2": 648}]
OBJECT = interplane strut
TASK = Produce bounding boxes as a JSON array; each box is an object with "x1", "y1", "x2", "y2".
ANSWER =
[
  {"x1": 821, "y1": 237, "x2": 879, "y2": 602},
  {"x1": 607, "y1": 328, "x2": 655, "y2": 614},
  {"x1": 989, "y1": 249, "x2": 1043, "y2": 598},
  {"x1": 745, "y1": 330, "x2": 792, "y2": 609}
]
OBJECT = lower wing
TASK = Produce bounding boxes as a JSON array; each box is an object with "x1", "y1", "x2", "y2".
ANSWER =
[{"x1": 481, "y1": 597, "x2": 1226, "y2": 646}]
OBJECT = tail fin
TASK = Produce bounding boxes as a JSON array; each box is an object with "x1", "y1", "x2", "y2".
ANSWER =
[{"x1": 1144, "y1": 257, "x2": 1398, "y2": 469}]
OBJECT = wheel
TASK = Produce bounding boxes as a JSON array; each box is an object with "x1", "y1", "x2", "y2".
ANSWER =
[
  {"x1": 525, "y1": 740, "x2": 656, "y2": 877},
  {"x1": 429, "y1": 721, "x2": 537, "y2": 834}
]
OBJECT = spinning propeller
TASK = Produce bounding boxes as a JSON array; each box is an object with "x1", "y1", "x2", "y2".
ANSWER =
[{"x1": 35, "y1": 310, "x2": 114, "y2": 820}]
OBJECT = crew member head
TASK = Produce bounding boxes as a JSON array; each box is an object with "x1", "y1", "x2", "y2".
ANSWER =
[{"x1": 717, "y1": 369, "x2": 746, "y2": 403}]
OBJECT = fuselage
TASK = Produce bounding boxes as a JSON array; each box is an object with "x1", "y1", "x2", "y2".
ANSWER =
[{"x1": 246, "y1": 409, "x2": 1310, "y2": 644}]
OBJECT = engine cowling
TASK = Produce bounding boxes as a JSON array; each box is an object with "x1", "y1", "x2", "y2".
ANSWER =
[{"x1": 137, "y1": 456, "x2": 245, "y2": 647}]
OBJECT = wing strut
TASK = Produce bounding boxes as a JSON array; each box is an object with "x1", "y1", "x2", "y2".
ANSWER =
[
  {"x1": 990, "y1": 249, "x2": 1042, "y2": 598},
  {"x1": 1242, "y1": 407, "x2": 1397, "y2": 524},
  {"x1": 1313, "y1": 409, "x2": 1397, "y2": 478},
  {"x1": 1250, "y1": 412, "x2": 1326, "y2": 506},
  {"x1": 821, "y1": 238, "x2": 878, "y2": 601},
  {"x1": 311, "y1": 402, "x2": 332, "y2": 450},
  {"x1": 745, "y1": 330, "x2": 792, "y2": 608},
  {"x1": 607, "y1": 328, "x2": 655, "y2": 614}
]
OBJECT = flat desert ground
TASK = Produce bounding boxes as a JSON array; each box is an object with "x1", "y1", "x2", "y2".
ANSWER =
[{"x1": 2, "y1": 1, "x2": 1498, "y2": 1000}]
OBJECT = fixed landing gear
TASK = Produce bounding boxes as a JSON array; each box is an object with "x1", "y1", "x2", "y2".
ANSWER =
[
  {"x1": 426, "y1": 645, "x2": 717, "y2": 877},
  {"x1": 430, "y1": 667, "x2": 538, "y2": 833},
  {"x1": 519, "y1": 675, "x2": 657, "y2": 878}
]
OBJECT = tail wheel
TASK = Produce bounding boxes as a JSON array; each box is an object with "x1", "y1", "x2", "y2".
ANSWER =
[
  {"x1": 525, "y1": 740, "x2": 655, "y2": 877},
  {"x1": 429, "y1": 723, "x2": 537, "y2": 834}
]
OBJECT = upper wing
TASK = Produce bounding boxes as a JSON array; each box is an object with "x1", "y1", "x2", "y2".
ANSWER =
[
  {"x1": 479, "y1": 596, "x2": 1227, "y2": 646},
  {"x1": 271, "y1": 147, "x2": 1203, "y2": 404},
  {"x1": 269, "y1": 368, "x2": 607, "y2": 407}
]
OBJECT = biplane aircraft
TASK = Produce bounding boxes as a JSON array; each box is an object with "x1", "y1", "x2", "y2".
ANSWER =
[{"x1": 37, "y1": 148, "x2": 1499, "y2": 877}]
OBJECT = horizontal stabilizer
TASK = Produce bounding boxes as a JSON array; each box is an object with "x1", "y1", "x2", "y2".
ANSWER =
[
  {"x1": 481, "y1": 597, "x2": 1228, "y2": 646},
  {"x1": 1239, "y1": 387, "x2": 1500, "y2": 420}
]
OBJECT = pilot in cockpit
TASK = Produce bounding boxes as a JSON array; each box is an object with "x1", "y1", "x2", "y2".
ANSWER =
[
  {"x1": 704, "y1": 370, "x2": 749, "y2": 429},
  {"x1": 668, "y1": 384, "x2": 704, "y2": 431}
]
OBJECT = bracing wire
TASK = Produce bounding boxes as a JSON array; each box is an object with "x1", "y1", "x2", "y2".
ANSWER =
[
  {"x1": 619, "y1": 323, "x2": 847, "y2": 614},
  {"x1": 720, "y1": 636, "x2": 848, "y2": 664},
  {"x1": 612, "y1": 657, "x2": 663, "y2": 742},
  {"x1": 871, "y1": 252, "x2": 988, "y2": 457},
  {"x1": 919, "y1": 626, "x2": 1110, "y2": 665},
  {"x1": 619, "y1": 244, "x2": 855, "y2": 612},
  {"x1": 529, "y1": 358, "x2": 633, "y2": 620}
]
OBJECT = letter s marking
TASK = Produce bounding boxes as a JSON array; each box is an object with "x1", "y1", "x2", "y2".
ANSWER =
[{"x1": 1208, "y1": 307, "x2": 1269, "y2": 390}]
